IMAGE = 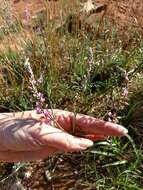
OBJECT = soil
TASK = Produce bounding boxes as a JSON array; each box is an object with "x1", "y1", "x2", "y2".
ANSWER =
[
  {"x1": 8, "y1": 0, "x2": 143, "y2": 30},
  {"x1": 0, "y1": 0, "x2": 143, "y2": 51},
  {"x1": 0, "y1": 154, "x2": 96, "y2": 190}
]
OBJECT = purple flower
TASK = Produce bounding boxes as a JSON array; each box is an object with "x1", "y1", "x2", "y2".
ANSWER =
[
  {"x1": 22, "y1": 8, "x2": 30, "y2": 25},
  {"x1": 122, "y1": 87, "x2": 128, "y2": 97},
  {"x1": 107, "y1": 111, "x2": 113, "y2": 122},
  {"x1": 40, "y1": 97, "x2": 45, "y2": 103},
  {"x1": 35, "y1": 106, "x2": 41, "y2": 114},
  {"x1": 37, "y1": 92, "x2": 44, "y2": 99},
  {"x1": 108, "y1": 112, "x2": 112, "y2": 117},
  {"x1": 36, "y1": 92, "x2": 45, "y2": 102},
  {"x1": 108, "y1": 117, "x2": 112, "y2": 122},
  {"x1": 34, "y1": 26, "x2": 42, "y2": 35},
  {"x1": 37, "y1": 76, "x2": 43, "y2": 84},
  {"x1": 36, "y1": 102, "x2": 40, "y2": 106},
  {"x1": 44, "y1": 109, "x2": 50, "y2": 117}
]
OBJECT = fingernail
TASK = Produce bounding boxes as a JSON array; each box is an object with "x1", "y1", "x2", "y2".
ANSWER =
[
  {"x1": 113, "y1": 123, "x2": 128, "y2": 136},
  {"x1": 121, "y1": 127, "x2": 128, "y2": 136},
  {"x1": 76, "y1": 138, "x2": 93, "y2": 148}
]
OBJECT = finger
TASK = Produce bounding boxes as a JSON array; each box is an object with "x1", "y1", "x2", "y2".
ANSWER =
[
  {"x1": 52, "y1": 110, "x2": 128, "y2": 137},
  {"x1": 31, "y1": 124, "x2": 93, "y2": 152},
  {"x1": 74, "y1": 133, "x2": 107, "y2": 141},
  {"x1": 0, "y1": 146, "x2": 59, "y2": 162},
  {"x1": 73, "y1": 114, "x2": 128, "y2": 136},
  {"x1": 13, "y1": 110, "x2": 128, "y2": 137}
]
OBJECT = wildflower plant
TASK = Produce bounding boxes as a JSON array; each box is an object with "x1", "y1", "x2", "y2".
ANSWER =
[
  {"x1": 23, "y1": 57, "x2": 53, "y2": 125},
  {"x1": 22, "y1": 8, "x2": 30, "y2": 27},
  {"x1": 122, "y1": 70, "x2": 129, "y2": 97}
]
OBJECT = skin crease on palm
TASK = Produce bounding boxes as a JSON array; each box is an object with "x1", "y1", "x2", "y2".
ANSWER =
[{"x1": 0, "y1": 109, "x2": 128, "y2": 162}]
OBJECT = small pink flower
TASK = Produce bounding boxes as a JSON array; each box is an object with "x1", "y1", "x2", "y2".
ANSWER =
[
  {"x1": 122, "y1": 87, "x2": 128, "y2": 97},
  {"x1": 108, "y1": 112, "x2": 112, "y2": 117},
  {"x1": 35, "y1": 106, "x2": 41, "y2": 114},
  {"x1": 37, "y1": 92, "x2": 43, "y2": 98},
  {"x1": 107, "y1": 111, "x2": 113, "y2": 122},
  {"x1": 44, "y1": 109, "x2": 50, "y2": 117},
  {"x1": 36, "y1": 102, "x2": 40, "y2": 106},
  {"x1": 40, "y1": 97, "x2": 45, "y2": 103},
  {"x1": 37, "y1": 76, "x2": 43, "y2": 84},
  {"x1": 108, "y1": 117, "x2": 112, "y2": 122},
  {"x1": 22, "y1": 8, "x2": 30, "y2": 24}
]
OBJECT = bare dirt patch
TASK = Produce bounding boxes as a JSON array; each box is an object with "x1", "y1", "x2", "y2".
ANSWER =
[
  {"x1": 0, "y1": 0, "x2": 143, "y2": 51},
  {"x1": 8, "y1": 0, "x2": 143, "y2": 31}
]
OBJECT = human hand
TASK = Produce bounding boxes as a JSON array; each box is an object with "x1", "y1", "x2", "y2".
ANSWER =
[{"x1": 0, "y1": 109, "x2": 128, "y2": 162}]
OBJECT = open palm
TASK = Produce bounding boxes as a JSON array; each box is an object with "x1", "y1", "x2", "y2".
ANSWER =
[{"x1": 0, "y1": 109, "x2": 128, "y2": 162}]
